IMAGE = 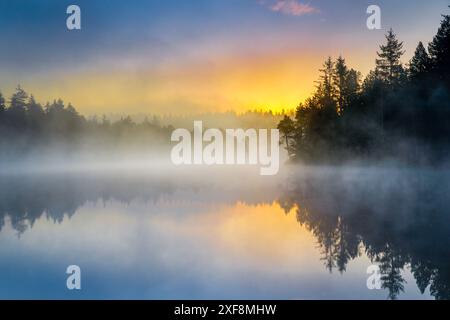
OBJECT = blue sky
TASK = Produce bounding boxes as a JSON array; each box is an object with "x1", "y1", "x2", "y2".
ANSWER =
[{"x1": 0, "y1": 0, "x2": 448, "y2": 114}]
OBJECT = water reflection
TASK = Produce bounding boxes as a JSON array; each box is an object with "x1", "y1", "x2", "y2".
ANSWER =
[
  {"x1": 0, "y1": 173, "x2": 177, "y2": 234},
  {"x1": 278, "y1": 167, "x2": 450, "y2": 300},
  {"x1": 0, "y1": 167, "x2": 448, "y2": 299}
]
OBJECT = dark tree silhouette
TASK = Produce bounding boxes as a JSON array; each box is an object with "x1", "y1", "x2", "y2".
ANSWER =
[
  {"x1": 0, "y1": 91, "x2": 5, "y2": 113},
  {"x1": 428, "y1": 9, "x2": 450, "y2": 85},
  {"x1": 0, "y1": 87, "x2": 176, "y2": 162},
  {"x1": 278, "y1": 7, "x2": 450, "y2": 164},
  {"x1": 375, "y1": 28, "x2": 406, "y2": 86},
  {"x1": 409, "y1": 42, "x2": 432, "y2": 79},
  {"x1": 277, "y1": 115, "x2": 296, "y2": 158}
]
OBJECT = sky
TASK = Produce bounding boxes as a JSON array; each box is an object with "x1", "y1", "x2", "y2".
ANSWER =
[{"x1": 0, "y1": 0, "x2": 449, "y2": 116}]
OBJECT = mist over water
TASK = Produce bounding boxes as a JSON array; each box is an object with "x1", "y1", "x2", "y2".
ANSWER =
[
  {"x1": 0, "y1": 163, "x2": 448, "y2": 299},
  {"x1": 1, "y1": 0, "x2": 450, "y2": 303}
]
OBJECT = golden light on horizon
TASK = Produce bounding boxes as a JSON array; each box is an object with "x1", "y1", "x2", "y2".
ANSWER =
[{"x1": 24, "y1": 52, "x2": 320, "y2": 116}]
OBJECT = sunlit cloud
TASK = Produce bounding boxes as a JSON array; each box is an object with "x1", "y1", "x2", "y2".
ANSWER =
[{"x1": 261, "y1": 0, "x2": 320, "y2": 16}]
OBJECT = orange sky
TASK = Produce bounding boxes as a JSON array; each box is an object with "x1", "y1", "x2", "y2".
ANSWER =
[
  {"x1": 24, "y1": 52, "x2": 322, "y2": 116},
  {"x1": 1, "y1": 0, "x2": 447, "y2": 116}
]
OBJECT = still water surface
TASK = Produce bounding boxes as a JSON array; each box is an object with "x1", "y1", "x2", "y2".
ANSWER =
[{"x1": 0, "y1": 166, "x2": 448, "y2": 299}]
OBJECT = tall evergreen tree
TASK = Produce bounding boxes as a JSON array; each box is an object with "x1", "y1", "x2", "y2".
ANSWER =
[
  {"x1": 27, "y1": 95, "x2": 45, "y2": 131},
  {"x1": 0, "y1": 91, "x2": 5, "y2": 130},
  {"x1": 376, "y1": 29, "x2": 405, "y2": 85},
  {"x1": 27, "y1": 95, "x2": 44, "y2": 116},
  {"x1": 344, "y1": 69, "x2": 361, "y2": 107},
  {"x1": 333, "y1": 58, "x2": 361, "y2": 116},
  {"x1": 333, "y1": 56, "x2": 348, "y2": 114},
  {"x1": 277, "y1": 115, "x2": 296, "y2": 158},
  {"x1": 7, "y1": 86, "x2": 28, "y2": 126},
  {"x1": 9, "y1": 85, "x2": 28, "y2": 111},
  {"x1": 428, "y1": 9, "x2": 450, "y2": 83},
  {"x1": 409, "y1": 41, "x2": 432, "y2": 79},
  {"x1": 0, "y1": 91, "x2": 5, "y2": 114},
  {"x1": 318, "y1": 57, "x2": 336, "y2": 107}
]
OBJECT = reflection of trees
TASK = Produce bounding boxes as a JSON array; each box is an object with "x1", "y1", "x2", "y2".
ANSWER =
[
  {"x1": 335, "y1": 217, "x2": 361, "y2": 273},
  {"x1": 279, "y1": 168, "x2": 450, "y2": 300},
  {"x1": 410, "y1": 250, "x2": 450, "y2": 300},
  {"x1": 0, "y1": 174, "x2": 176, "y2": 235},
  {"x1": 296, "y1": 207, "x2": 360, "y2": 273},
  {"x1": 1, "y1": 168, "x2": 449, "y2": 300},
  {"x1": 0, "y1": 173, "x2": 277, "y2": 235},
  {"x1": 373, "y1": 245, "x2": 407, "y2": 300}
]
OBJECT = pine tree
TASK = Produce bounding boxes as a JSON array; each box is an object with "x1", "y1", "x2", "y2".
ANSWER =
[
  {"x1": 333, "y1": 57, "x2": 361, "y2": 115},
  {"x1": 7, "y1": 85, "x2": 28, "y2": 125},
  {"x1": 318, "y1": 57, "x2": 335, "y2": 106},
  {"x1": 344, "y1": 69, "x2": 361, "y2": 106},
  {"x1": 428, "y1": 9, "x2": 450, "y2": 83},
  {"x1": 0, "y1": 91, "x2": 5, "y2": 131},
  {"x1": 333, "y1": 56, "x2": 348, "y2": 114},
  {"x1": 277, "y1": 115, "x2": 296, "y2": 158},
  {"x1": 27, "y1": 95, "x2": 44, "y2": 116},
  {"x1": 27, "y1": 95, "x2": 44, "y2": 131},
  {"x1": 0, "y1": 91, "x2": 5, "y2": 113},
  {"x1": 409, "y1": 41, "x2": 432, "y2": 79},
  {"x1": 376, "y1": 29, "x2": 405, "y2": 85},
  {"x1": 9, "y1": 85, "x2": 28, "y2": 111}
]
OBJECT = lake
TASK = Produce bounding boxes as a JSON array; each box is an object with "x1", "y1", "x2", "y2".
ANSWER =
[{"x1": 0, "y1": 165, "x2": 448, "y2": 299}]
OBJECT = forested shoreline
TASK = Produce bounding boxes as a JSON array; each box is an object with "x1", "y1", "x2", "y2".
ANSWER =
[
  {"x1": 0, "y1": 86, "x2": 289, "y2": 163},
  {"x1": 278, "y1": 9, "x2": 450, "y2": 165},
  {"x1": 0, "y1": 87, "x2": 175, "y2": 161},
  {"x1": 2, "y1": 8, "x2": 450, "y2": 166}
]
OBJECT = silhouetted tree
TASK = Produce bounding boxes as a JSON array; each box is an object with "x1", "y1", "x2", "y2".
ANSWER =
[
  {"x1": 409, "y1": 42, "x2": 432, "y2": 79},
  {"x1": 7, "y1": 85, "x2": 28, "y2": 128},
  {"x1": 428, "y1": 8, "x2": 450, "y2": 85},
  {"x1": 318, "y1": 57, "x2": 336, "y2": 107},
  {"x1": 333, "y1": 56, "x2": 348, "y2": 114},
  {"x1": 27, "y1": 95, "x2": 44, "y2": 132},
  {"x1": 278, "y1": 8, "x2": 450, "y2": 164},
  {"x1": 0, "y1": 91, "x2": 5, "y2": 113},
  {"x1": 277, "y1": 115, "x2": 296, "y2": 158},
  {"x1": 375, "y1": 29, "x2": 406, "y2": 86}
]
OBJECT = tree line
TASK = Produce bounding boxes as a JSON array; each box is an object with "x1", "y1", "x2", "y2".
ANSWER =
[
  {"x1": 278, "y1": 8, "x2": 450, "y2": 164},
  {"x1": 0, "y1": 87, "x2": 174, "y2": 161},
  {"x1": 0, "y1": 87, "x2": 290, "y2": 162}
]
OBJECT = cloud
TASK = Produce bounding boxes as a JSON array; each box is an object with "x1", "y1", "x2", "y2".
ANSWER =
[{"x1": 261, "y1": 0, "x2": 320, "y2": 16}]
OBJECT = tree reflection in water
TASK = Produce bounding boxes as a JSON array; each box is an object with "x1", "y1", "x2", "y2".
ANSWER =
[
  {"x1": 278, "y1": 167, "x2": 450, "y2": 300},
  {"x1": 0, "y1": 167, "x2": 449, "y2": 299}
]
